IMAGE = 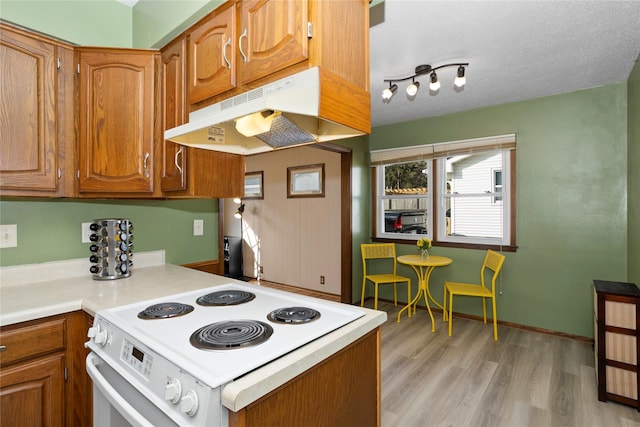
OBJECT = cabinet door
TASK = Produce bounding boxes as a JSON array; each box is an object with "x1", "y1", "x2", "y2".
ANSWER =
[
  {"x1": 188, "y1": 2, "x2": 236, "y2": 104},
  {"x1": 78, "y1": 48, "x2": 158, "y2": 194},
  {"x1": 0, "y1": 27, "x2": 58, "y2": 192},
  {"x1": 161, "y1": 37, "x2": 188, "y2": 192},
  {"x1": 237, "y1": 0, "x2": 308, "y2": 86},
  {"x1": 0, "y1": 354, "x2": 65, "y2": 427}
]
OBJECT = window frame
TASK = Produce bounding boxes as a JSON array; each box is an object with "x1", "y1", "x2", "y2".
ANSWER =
[{"x1": 371, "y1": 137, "x2": 517, "y2": 252}]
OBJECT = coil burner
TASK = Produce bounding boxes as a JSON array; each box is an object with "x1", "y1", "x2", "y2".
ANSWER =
[
  {"x1": 267, "y1": 307, "x2": 321, "y2": 324},
  {"x1": 190, "y1": 320, "x2": 273, "y2": 350},
  {"x1": 196, "y1": 290, "x2": 256, "y2": 306},
  {"x1": 137, "y1": 302, "x2": 195, "y2": 320}
]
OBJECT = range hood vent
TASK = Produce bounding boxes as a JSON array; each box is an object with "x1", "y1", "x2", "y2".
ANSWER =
[{"x1": 164, "y1": 67, "x2": 370, "y2": 156}]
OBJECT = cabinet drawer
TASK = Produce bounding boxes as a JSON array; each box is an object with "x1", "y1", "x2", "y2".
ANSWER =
[
  {"x1": 605, "y1": 300, "x2": 636, "y2": 328},
  {"x1": 606, "y1": 365, "x2": 638, "y2": 400},
  {"x1": 605, "y1": 332, "x2": 637, "y2": 365},
  {"x1": 0, "y1": 318, "x2": 65, "y2": 366}
]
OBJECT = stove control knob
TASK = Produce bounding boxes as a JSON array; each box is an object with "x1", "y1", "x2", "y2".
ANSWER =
[
  {"x1": 87, "y1": 325, "x2": 108, "y2": 346},
  {"x1": 180, "y1": 390, "x2": 198, "y2": 416},
  {"x1": 164, "y1": 378, "x2": 182, "y2": 404}
]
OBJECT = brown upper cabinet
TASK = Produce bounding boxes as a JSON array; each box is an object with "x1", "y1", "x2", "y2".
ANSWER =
[
  {"x1": 237, "y1": 0, "x2": 309, "y2": 87},
  {"x1": 161, "y1": 36, "x2": 189, "y2": 192},
  {"x1": 161, "y1": 36, "x2": 244, "y2": 198},
  {"x1": 187, "y1": 0, "x2": 370, "y2": 109},
  {"x1": 77, "y1": 47, "x2": 162, "y2": 197},
  {"x1": 188, "y1": 1, "x2": 237, "y2": 104},
  {"x1": 0, "y1": 23, "x2": 76, "y2": 197},
  {"x1": 1, "y1": 0, "x2": 368, "y2": 199}
]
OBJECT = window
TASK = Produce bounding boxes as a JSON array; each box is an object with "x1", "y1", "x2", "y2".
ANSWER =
[
  {"x1": 371, "y1": 134, "x2": 516, "y2": 250},
  {"x1": 376, "y1": 160, "x2": 431, "y2": 240}
]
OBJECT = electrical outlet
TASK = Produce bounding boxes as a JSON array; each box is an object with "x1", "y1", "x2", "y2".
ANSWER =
[
  {"x1": 320, "y1": 275, "x2": 325, "y2": 285},
  {"x1": 82, "y1": 222, "x2": 93, "y2": 243},
  {"x1": 259, "y1": 266, "x2": 264, "y2": 274},
  {"x1": 0, "y1": 224, "x2": 17, "y2": 248},
  {"x1": 193, "y1": 219, "x2": 204, "y2": 236}
]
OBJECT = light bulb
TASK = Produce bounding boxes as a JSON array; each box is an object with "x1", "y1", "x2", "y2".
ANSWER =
[
  {"x1": 454, "y1": 66, "x2": 466, "y2": 88},
  {"x1": 406, "y1": 81, "x2": 420, "y2": 96},
  {"x1": 429, "y1": 72, "x2": 440, "y2": 91},
  {"x1": 382, "y1": 84, "x2": 398, "y2": 100}
]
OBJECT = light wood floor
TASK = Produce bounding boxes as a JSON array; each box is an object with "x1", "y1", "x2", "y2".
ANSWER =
[
  {"x1": 256, "y1": 281, "x2": 640, "y2": 426},
  {"x1": 371, "y1": 299, "x2": 640, "y2": 427}
]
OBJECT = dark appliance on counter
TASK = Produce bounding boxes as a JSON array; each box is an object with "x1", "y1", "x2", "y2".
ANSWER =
[
  {"x1": 88, "y1": 218, "x2": 133, "y2": 280},
  {"x1": 223, "y1": 236, "x2": 242, "y2": 279}
]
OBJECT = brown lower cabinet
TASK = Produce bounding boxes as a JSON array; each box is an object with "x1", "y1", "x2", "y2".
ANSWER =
[
  {"x1": 229, "y1": 329, "x2": 381, "y2": 427},
  {"x1": 0, "y1": 311, "x2": 93, "y2": 427}
]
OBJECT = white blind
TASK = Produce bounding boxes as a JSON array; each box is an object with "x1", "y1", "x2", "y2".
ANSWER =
[{"x1": 370, "y1": 133, "x2": 516, "y2": 165}]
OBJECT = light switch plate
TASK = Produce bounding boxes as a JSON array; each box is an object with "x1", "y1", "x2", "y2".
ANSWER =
[
  {"x1": 0, "y1": 224, "x2": 18, "y2": 248},
  {"x1": 193, "y1": 219, "x2": 204, "y2": 236}
]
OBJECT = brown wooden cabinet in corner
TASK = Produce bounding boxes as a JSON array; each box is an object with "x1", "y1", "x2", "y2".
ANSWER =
[
  {"x1": 188, "y1": 0, "x2": 369, "y2": 109},
  {"x1": 0, "y1": 22, "x2": 76, "y2": 197},
  {"x1": 77, "y1": 47, "x2": 162, "y2": 197},
  {"x1": 594, "y1": 279, "x2": 640, "y2": 410},
  {"x1": 162, "y1": 36, "x2": 244, "y2": 198}
]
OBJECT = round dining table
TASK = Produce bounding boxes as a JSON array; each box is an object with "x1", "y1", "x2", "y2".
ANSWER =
[{"x1": 396, "y1": 254, "x2": 453, "y2": 332}]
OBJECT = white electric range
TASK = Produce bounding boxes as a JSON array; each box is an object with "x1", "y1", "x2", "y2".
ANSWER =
[{"x1": 85, "y1": 282, "x2": 365, "y2": 427}]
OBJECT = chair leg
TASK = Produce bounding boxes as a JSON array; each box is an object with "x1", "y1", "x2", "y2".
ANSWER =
[
  {"x1": 492, "y1": 297, "x2": 498, "y2": 341},
  {"x1": 443, "y1": 286, "x2": 448, "y2": 321},
  {"x1": 393, "y1": 283, "x2": 398, "y2": 306},
  {"x1": 360, "y1": 279, "x2": 366, "y2": 307},
  {"x1": 374, "y1": 285, "x2": 379, "y2": 310},
  {"x1": 448, "y1": 292, "x2": 454, "y2": 336},
  {"x1": 481, "y1": 297, "x2": 487, "y2": 323},
  {"x1": 406, "y1": 281, "x2": 411, "y2": 318}
]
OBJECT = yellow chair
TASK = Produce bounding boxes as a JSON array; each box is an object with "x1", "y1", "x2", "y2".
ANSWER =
[
  {"x1": 360, "y1": 243, "x2": 411, "y2": 311},
  {"x1": 444, "y1": 249, "x2": 506, "y2": 341}
]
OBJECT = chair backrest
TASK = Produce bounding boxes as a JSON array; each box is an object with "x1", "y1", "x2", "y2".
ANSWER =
[
  {"x1": 480, "y1": 249, "x2": 506, "y2": 294},
  {"x1": 361, "y1": 243, "x2": 398, "y2": 275}
]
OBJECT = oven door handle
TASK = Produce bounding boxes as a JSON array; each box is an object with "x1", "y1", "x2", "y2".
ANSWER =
[{"x1": 86, "y1": 353, "x2": 155, "y2": 427}]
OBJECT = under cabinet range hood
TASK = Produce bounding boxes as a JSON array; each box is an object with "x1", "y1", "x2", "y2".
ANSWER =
[{"x1": 164, "y1": 67, "x2": 370, "y2": 155}]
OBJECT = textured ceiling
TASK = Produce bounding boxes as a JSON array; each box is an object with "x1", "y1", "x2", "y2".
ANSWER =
[{"x1": 370, "y1": 1, "x2": 640, "y2": 127}]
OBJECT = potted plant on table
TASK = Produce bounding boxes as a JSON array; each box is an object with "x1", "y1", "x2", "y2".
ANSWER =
[{"x1": 417, "y1": 237, "x2": 431, "y2": 260}]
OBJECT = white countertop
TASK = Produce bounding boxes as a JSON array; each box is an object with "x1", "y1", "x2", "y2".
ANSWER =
[{"x1": 0, "y1": 255, "x2": 387, "y2": 411}]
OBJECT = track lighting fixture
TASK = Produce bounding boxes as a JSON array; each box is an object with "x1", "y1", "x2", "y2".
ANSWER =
[
  {"x1": 381, "y1": 83, "x2": 398, "y2": 100},
  {"x1": 382, "y1": 62, "x2": 469, "y2": 101}
]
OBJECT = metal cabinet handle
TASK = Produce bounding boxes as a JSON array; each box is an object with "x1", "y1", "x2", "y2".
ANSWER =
[
  {"x1": 174, "y1": 147, "x2": 183, "y2": 176},
  {"x1": 222, "y1": 37, "x2": 232, "y2": 69},
  {"x1": 0, "y1": 345, "x2": 6, "y2": 352},
  {"x1": 239, "y1": 28, "x2": 248, "y2": 63},
  {"x1": 143, "y1": 152, "x2": 150, "y2": 178}
]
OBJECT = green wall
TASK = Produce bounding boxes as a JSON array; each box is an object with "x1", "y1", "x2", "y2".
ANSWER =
[
  {"x1": 368, "y1": 84, "x2": 629, "y2": 339},
  {"x1": 628, "y1": 58, "x2": 640, "y2": 284},
  {"x1": 132, "y1": 0, "x2": 223, "y2": 48},
  {"x1": 0, "y1": 1, "x2": 132, "y2": 46},
  {"x1": 0, "y1": 198, "x2": 218, "y2": 266}
]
